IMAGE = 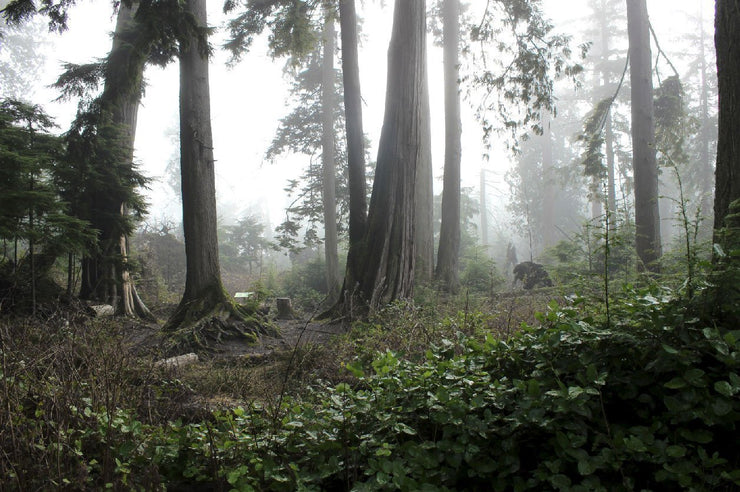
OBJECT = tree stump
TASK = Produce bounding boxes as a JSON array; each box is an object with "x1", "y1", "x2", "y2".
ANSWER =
[{"x1": 276, "y1": 298, "x2": 296, "y2": 319}]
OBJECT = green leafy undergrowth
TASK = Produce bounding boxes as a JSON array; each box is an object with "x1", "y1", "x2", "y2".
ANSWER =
[
  {"x1": 149, "y1": 289, "x2": 739, "y2": 491},
  {"x1": 3, "y1": 287, "x2": 738, "y2": 490}
]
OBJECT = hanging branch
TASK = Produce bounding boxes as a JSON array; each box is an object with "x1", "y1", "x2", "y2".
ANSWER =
[
  {"x1": 648, "y1": 21, "x2": 681, "y2": 85},
  {"x1": 578, "y1": 53, "x2": 630, "y2": 177}
]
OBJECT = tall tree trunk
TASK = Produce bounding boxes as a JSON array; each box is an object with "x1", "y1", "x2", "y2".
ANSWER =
[
  {"x1": 335, "y1": 0, "x2": 367, "y2": 306},
  {"x1": 699, "y1": 3, "x2": 714, "y2": 219},
  {"x1": 605, "y1": 112, "x2": 617, "y2": 221},
  {"x1": 78, "y1": 2, "x2": 153, "y2": 320},
  {"x1": 541, "y1": 112, "x2": 556, "y2": 248},
  {"x1": 480, "y1": 167, "x2": 488, "y2": 249},
  {"x1": 355, "y1": 0, "x2": 427, "y2": 309},
  {"x1": 321, "y1": 11, "x2": 340, "y2": 302},
  {"x1": 414, "y1": 55, "x2": 434, "y2": 285},
  {"x1": 165, "y1": 0, "x2": 267, "y2": 343},
  {"x1": 591, "y1": 178, "x2": 603, "y2": 221},
  {"x1": 599, "y1": 4, "x2": 618, "y2": 223},
  {"x1": 713, "y1": 0, "x2": 740, "y2": 237},
  {"x1": 627, "y1": 0, "x2": 661, "y2": 271},
  {"x1": 710, "y1": 0, "x2": 740, "y2": 325},
  {"x1": 435, "y1": 0, "x2": 461, "y2": 293},
  {"x1": 589, "y1": 59, "x2": 603, "y2": 221}
]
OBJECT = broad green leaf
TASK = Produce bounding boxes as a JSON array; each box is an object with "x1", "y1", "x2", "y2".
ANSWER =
[
  {"x1": 664, "y1": 378, "x2": 686, "y2": 389},
  {"x1": 662, "y1": 344, "x2": 679, "y2": 354},
  {"x1": 666, "y1": 445, "x2": 686, "y2": 458},
  {"x1": 714, "y1": 381, "x2": 734, "y2": 397},
  {"x1": 550, "y1": 474, "x2": 572, "y2": 489},
  {"x1": 712, "y1": 398, "x2": 733, "y2": 416}
]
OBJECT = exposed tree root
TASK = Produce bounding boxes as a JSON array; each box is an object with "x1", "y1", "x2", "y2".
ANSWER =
[{"x1": 163, "y1": 292, "x2": 278, "y2": 355}]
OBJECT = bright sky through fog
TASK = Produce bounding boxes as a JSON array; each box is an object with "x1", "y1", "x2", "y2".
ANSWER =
[
  {"x1": 29, "y1": 0, "x2": 498, "y2": 229},
  {"x1": 16, "y1": 0, "x2": 714, "y2": 230}
]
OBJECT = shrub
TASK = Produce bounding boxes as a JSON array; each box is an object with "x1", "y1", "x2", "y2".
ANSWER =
[{"x1": 150, "y1": 287, "x2": 739, "y2": 490}]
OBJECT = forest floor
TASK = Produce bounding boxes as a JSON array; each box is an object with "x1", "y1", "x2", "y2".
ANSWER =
[
  {"x1": 124, "y1": 313, "x2": 347, "y2": 361},
  {"x1": 112, "y1": 307, "x2": 360, "y2": 412},
  {"x1": 112, "y1": 288, "x2": 563, "y2": 413}
]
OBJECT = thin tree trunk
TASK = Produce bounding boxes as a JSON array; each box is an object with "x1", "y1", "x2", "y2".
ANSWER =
[
  {"x1": 600, "y1": 1, "x2": 618, "y2": 223},
  {"x1": 605, "y1": 112, "x2": 617, "y2": 221},
  {"x1": 336, "y1": 0, "x2": 367, "y2": 306},
  {"x1": 589, "y1": 54, "x2": 603, "y2": 222},
  {"x1": 29, "y1": 174, "x2": 36, "y2": 316},
  {"x1": 480, "y1": 167, "x2": 488, "y2": 248},
  {"x1": 321, "y1": 11, "x2": 340, "y2": 302},
  {"x1": 627, "y1": 0, "x2": 661, "y2": 271},
  {"x1": 591, "y1": 177, "x2": 603, "y2": 220},
  {"x1": 713, "y1": 0, "x2": 740, "y2": 236},
  {"x1": 435, "y1": 0, "x2": 462, "y2": 293},
  {"x1": 541, "y1": 112, "x2": 556, "y2": 248}
]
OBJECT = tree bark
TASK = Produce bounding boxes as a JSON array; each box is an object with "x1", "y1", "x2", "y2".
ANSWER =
[
  {"x1": 698, "y1": 4, "x2": 713, "y2": 219},
  {"x1": 414, "y1": 49, "x2": 434, "y2": 285},
  {"x1": 435, "y1": 0, "x2": 462, "y2": 293},
  {"x1": 541, "y1": 112, "x2": 556, "y2": 248},
  {"x1": 176, "y1": 0, "x2": 221, "y2": 308},
  {"x1": 78, "y1": 2, "x2": 153, "y2": 320},
  {"x1": 321, "y1": 11, "x2": 340, "y2": 303},
  {"x1": 627, "y1": 0, "x2": 661, "y2": 271},
  {"x1": 599, "y1": 1, "x2": 618, "y2": 223},
  {"x1": 480, "y1": 167, "x2": 488, "y2": 249},
  {"x1": 335, "y1": 0, "x2": 367, "y2": 305},
  {"x1": 713, "y1": 0, "x2": 740, "y2": 236},
  {"x1": 599, "y1": 4, "x2": 618, "y2": 222},
  {"x1": 355, "y1": 0, "x2": 427, "y2": 310},
  {"x1": 165, "y1": 0, "x2": 267, "y2": 344},
  {"x1": 605, "y1": 112, "x2": 617, "y2": 220}
]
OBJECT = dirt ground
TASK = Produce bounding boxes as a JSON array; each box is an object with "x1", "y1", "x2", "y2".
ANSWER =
[{"x1": 124, "y1": 314, "x2": 348, "y2": 362}]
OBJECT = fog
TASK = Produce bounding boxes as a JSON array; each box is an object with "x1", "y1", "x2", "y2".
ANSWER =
[{"x1": 2, "y1": 0, "x2": 714, "y2": 249}]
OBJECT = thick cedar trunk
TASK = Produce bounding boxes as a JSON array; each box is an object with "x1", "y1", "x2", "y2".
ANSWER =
[
  {"x1": 78, "y1": 3, "x2": 153, "y2": 320},
  {"x1": 627, "y1": 0, "x2": 661, "y2": 271},
  {"x1": 708, "y1": 1, "x2": 740, "y2": 326},
  {"x1": 435, "y1": 0, "x2": 461, "y2": 293},
  {"x1": 356, "y1": 0, "x2": 427, "y2": 309},
  {"x1": 177, "y1": 0, "x2": 221, "y2": 305},
  {"x1": 713, "y1": 0, "x2": 740, "y2": 236},
  {"x1": 337, "y1": 0, "x2": 367, "y2": 300},
  {"x1": 321, "y1": 13, "x2": 340, "y2": 302},
  {"x1": 165, "y1": 0, "x2": 266, "y2": 342},
  {"x1": 414, "y1": 55, "x2": 434, "y2": 285}
]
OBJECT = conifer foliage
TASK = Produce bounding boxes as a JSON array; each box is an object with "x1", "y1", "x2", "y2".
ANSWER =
[{"x1": 0, "y1": 99, "x2": 94, "y2": 311}]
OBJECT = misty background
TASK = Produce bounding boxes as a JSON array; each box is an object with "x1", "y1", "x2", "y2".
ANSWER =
[{"x1": 1, "y1": 0, "x2": 715, "y2": 277}]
